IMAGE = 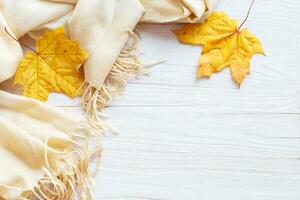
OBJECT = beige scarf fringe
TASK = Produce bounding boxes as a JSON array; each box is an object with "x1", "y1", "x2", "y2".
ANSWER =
[{"x1": 82, "y1": 30, "x2": 144, "y2": 125}]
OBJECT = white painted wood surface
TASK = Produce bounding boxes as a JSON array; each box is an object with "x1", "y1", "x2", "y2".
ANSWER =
[{"x1": 47, "y1": 0, "x2": 300, "y2": 199}]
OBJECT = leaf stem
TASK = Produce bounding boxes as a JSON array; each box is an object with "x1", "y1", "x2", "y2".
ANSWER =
[
  {"x1": 238, "y1": 0, "x2": 255, "y2": 31},
  {"x1": 4, "y1": 27, "x2": 38, "y2": 54}
]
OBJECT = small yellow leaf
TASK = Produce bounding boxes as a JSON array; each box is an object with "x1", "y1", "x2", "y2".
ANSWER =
[
  {"x1": 174, "y1": 11, "x2": 265, "y2": 85},
  {"x1": 15, "y1": 26, "x2": 88, "y2": 101}
]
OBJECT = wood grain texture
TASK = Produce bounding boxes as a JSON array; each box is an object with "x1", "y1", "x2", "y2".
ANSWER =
[{"x1": 46, "y1": 0, "x2": 300, "y2": 199}]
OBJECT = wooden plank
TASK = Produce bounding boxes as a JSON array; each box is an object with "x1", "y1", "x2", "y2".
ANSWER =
[{"x1": 94, "y1": 108, "x2": 300, "y2": 200}]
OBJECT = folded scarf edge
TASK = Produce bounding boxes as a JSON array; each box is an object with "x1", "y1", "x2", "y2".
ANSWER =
[{"x1": 0, "y1": 119, "x2": 103, "y2": 200}]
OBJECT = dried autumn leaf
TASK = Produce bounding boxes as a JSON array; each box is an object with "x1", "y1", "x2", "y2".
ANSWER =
[
  {"x1": 174, "y1": 11, "x2": 264, "y2": 85},
  {"x1": 15, "y1": 26, "x2": 88, "y2": 101}
]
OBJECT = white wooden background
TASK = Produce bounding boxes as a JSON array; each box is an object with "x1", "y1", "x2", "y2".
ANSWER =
[{"x1": 46, "y1": 0, "x2": 300, "y2": 199}]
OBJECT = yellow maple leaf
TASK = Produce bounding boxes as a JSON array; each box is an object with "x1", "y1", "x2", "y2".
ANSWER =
[
  {"x1": 14, "y1": 26, "x2": 88, "y2": 101},
  {"x1": 174, "y1": 11, "x2": 265, "y2": 85}
]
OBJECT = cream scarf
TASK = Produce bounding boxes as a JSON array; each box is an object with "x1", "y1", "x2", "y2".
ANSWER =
[
  {"x1": 0, "y1": 90, "x2": 102, "y2": 199},
  {"x1": 0, "y1": 0, "x2": 216, "y2": 199}
]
